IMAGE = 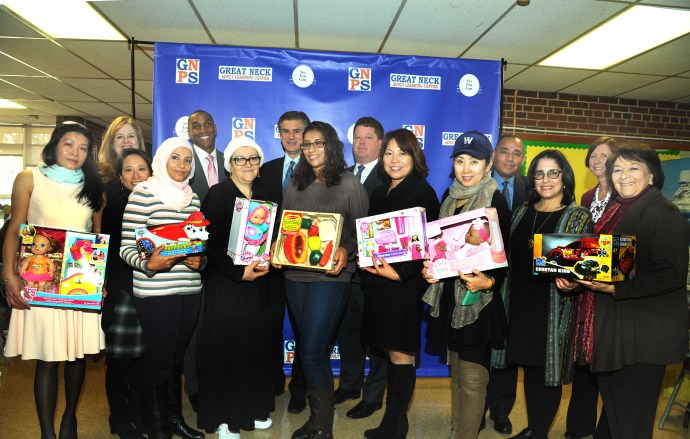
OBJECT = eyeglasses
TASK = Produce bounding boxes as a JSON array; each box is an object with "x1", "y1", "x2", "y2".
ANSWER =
[
  {"x1": 534, "y1": 169, "x2": 563, "y2": 180},
  {"x1": 300, "y1": 140, "x2": 326, "y2": 150},
  {"x1": 232, "y1": 156, "x2": 261, "y2": 166}
]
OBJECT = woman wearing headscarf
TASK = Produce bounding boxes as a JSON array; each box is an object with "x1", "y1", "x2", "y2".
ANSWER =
[{"x1": 120, "y1": 137, "x2": 205, "y2": 439}]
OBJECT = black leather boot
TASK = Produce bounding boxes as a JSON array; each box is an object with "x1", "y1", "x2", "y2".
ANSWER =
[
  {"x1": 291, "y1": 387, "x2": 334, "y2": 439},
  {"x1": 167, "y1": 373, "x2": 204, "y2": 439},
  {"x1": 365, "y1": 363, "x2": 415, "y2": 439},
  {"x1": 142, "y1": 382, "x2": 172, "y2": 439}
]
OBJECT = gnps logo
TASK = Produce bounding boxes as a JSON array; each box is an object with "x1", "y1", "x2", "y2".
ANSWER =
[
  {"x1": 348, "y1": 68, "x2": 371, "y2": 91},
  {"x1": 232, "y1": 117, "x2": 255, "y2": 140},
  {"x1": 403, "y1": 124, "x2": 425, "y2": 149},
  {"x1": 176, "y1": 58, "x2": 199, "y2": 84}
]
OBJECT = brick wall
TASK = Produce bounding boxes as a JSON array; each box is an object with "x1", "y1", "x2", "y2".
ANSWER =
[{"x1": 501, "y1": 89, "x2": 690, "y2": 147}]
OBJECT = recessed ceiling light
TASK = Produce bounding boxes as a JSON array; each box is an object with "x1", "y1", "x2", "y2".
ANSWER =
[
  {"x1": 539, "y1": 5, "x2": 690, "y2": 70},
  {"x1": 2, "y1": 0, "x2": 125, "y2": 41},
  {"x1": 0, "y1": 98, "x2": 27, "y2": 109}
]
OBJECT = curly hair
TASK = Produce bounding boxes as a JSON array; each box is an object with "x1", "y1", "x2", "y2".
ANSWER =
[
  {"x1": 42, "y1": 122, "x2": 104, "y2": 211},
  {"x1": 377, "y1": 128, "x2": 429, "y2": 183},
  {"x1": 292, "y1": 121, "x2": 346, "y2": 191},
  {"x1": 526, "y1": 149, "x2": 576, "y2": 206}
]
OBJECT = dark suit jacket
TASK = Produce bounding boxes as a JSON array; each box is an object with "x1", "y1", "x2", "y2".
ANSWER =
[
  {"x1": 189, "y1": 147, "x2": 227, "y2": 203},
  {"x1": 348, "y1": 162, "x2": 384, "y2": 198},
  {"x1": 256, "y1": 156, "x2": 286, "y2": 209},
  {"x1": 493, "y1": 172, "x2": 528, "y2": 212}
]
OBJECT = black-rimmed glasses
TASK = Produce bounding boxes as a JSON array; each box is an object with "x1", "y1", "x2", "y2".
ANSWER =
[
  {"x1": 534, "y1": 169, "x2": 562, "y2": 180},
  {"x1": 300, "y1": 140, "x2": 326, "y2": 150},
  {"x1": 232, "y1": 156, "x2": 261, "y2": 166}
]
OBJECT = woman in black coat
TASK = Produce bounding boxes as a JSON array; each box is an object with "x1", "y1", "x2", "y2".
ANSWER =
[{"x1": 360, "y1": 129, "x2": 440, "y2": 439}]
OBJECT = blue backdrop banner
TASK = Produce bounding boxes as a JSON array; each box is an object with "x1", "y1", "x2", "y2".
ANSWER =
[{"x1": 153, "y1": 42, "x2": 503, "y2": 377}]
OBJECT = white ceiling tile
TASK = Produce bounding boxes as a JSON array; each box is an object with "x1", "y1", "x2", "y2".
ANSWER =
[
  {"x1": 504, "y1": 66, "x2": 596, "y2": 92},
  {"x1": 560, "y1": 72, "x2": 664, "y2": 96},
  {"x1": 61, "y1": 78, "x2": 135, "y2": 103},
  {"x1": 110, "y1": 102, "x2": 153, "y2": 119},
  {"x1": 0, "y1": 52, "x2": 48, "y2": 75},
  {"x1": 12, "y1": 99, "x2": 87, "y2": 116},
  {"x1": 610, "y1": 34, "x2": 690, "y2": 76},
  {"x1": 617, "y1": 77, "x2": 690, "y2": 101},
  {"x1": 0, "y1": 78, "x2": 43, "y2": 99},
  {"x1": 0, "y1": 8, "x2": 44, "y2": 38},
  {"x1": 0, "y1": 38, "x2": 107, "y2": 78},
  {"x1": 6, "y1": 77, "x2": 96, "y2": 101},
  {"x1": 62, "y1": 101, "x2": 125, "y2": 118},
  {"x1": 60, "y1": 40, "x2": 154, "y2": 81}
]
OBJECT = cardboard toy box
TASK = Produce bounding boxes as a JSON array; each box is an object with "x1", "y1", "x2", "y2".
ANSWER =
[
  {"x1": 135, "y1": 211, "x2": 209, "y2": 258},
  {"x1": 355, "y1": 207, "x2": 428, "y2": 268},
  {"x1": 272, "y1": 210, "x2": 343, "y2": 271},
  {"x1": 532, "y1": 233, "x2": 636, "y2": 281},
  {"x1": 425, "y1": 207, "x2": 507, "y2": 280},
  {"x1": 15, "y1": 224, "x2": 109, "y2": 310},
  {"x1": 227, "y1": 197, "x2": 278, "y2": 265}
]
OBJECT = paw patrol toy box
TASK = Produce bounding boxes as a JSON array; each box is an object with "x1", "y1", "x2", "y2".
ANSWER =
[
  {"x1": 355, "y1": 207, "x2": 428, "y2": 268},
  {"x1": 532, "y1": 233, "x2": 636, "y2": 281},
  {"x1": 135, "y1": 211, "x2": 209, "y2": 258},
  {"x1": 227, "y1": 197, "x2": 278, "y2": 266},
  {"x1": 425, "y1": 207, "x2": 507, "y2": 280},
  {"x1": 272, "y1": 210, "x2": 343, "y2": 271},
  {"x1": 15, "y1": 224, "x2": 109, "y2": 310}
]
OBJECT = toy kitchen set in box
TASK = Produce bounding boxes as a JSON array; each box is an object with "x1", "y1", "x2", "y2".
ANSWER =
[
  {"x1": 532, "y1": 233, "x2": 636, "y2": 281},
  {"x1": 135, "y1": 211, "x2": 209, "y2": 258},
  {"x1": 272, "y1": 210, "x2": 343, "y2": 271},
  {"x1": 425, "y1": 207, "x2": 507, "y2": 280},
  {"x1": 355, "y1": 207, "x2": 428, "y2": 267},
  {"x1": 227, "y1": 197, "x2": 278, "y2": 266},
  {"x1": 16, "y1": 224, "x2": 109, "y2": 310}
]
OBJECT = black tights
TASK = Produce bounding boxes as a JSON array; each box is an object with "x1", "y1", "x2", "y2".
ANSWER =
[{"x1": 34, "y1": 359, "x2": 85, "y2": 439}]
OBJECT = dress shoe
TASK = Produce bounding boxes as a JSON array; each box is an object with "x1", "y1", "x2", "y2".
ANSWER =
[
  {"x1": 508, "y1": 428, "x2": 536, "y2": 439},
  {"x1": 346, "y1": 400, "x2": 382, "y2": 419},
  {"x1": 564, "y1": 433, "x2": 585, "y2": 439},
  {"x1": 333, "y1": 388, "x2": 360, "y2": 404},
  {"x1": 493, "y1": 414, "x2": 513, "y2": 434},
  {"x1": 287, "y1": 392, "x2": 307, "y2": 414}
]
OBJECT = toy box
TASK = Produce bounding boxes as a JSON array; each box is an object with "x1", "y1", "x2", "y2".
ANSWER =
[
  {"x1": 135, "y1": 211, "x2": 209, "y2": 258},
  {"x1": 227, "y1": 197, "x2": 278, "y2": 265},
  {"x1": 272, "y1": 210, "x2": 343, "y2": 271},
  {"x1": 425, "y1": 207, "x2": 507, "y2": 280},
  {"x1": 532, "y1": 233, "x2": 636, "y2": 281},
  {"x1": 15, "y1": 224, "x2": 109, "y2": 310},
  {"x1": 355, "y1": 207, "x2": 428, "y2": 267}
]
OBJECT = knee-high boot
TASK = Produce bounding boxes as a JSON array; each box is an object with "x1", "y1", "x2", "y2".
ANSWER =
[
  {"x1": 291, "y1": 387, "x2": 335, "y2": 439},
  {"x1": 448, "y1": 352, "x2": 461, "y2": 439},
  {"x1": 167, "y1": 373, "x2": 204, "y2": 439},
  {"x1": 142, "y1": 382, "x2": 171, "y2": 439},
  {"x1": 453, "y1": 358, "x2": 489, "y2": 439},
  {"x1": 365, "y1": 363, "x2": 416, "y2": 439}
]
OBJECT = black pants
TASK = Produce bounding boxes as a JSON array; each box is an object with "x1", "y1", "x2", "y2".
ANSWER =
[
  {"x1": 566, "y1": 364, "x2": 600, "y2": 437},
  {"x1": 134, "y1": 294, "x2": 201, "y2": 384},
  {"x1": 486, "y1": 364, "x2": 517, "y2": 418},
  {"x1": 597, "y1": 363, "x2": 665, "y2": 439},
  {"x1": 523, "y1": 365, "x2": 562, "y2": 439}
]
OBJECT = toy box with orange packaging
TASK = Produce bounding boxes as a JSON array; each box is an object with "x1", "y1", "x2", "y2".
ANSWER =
[{"x1": 272, "y1": 210, "x2": 343, "y2": 271}]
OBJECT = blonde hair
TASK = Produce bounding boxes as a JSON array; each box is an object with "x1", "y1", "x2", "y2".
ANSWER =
[{"x1": 98, "y1": 116, "x2": 145, "y2": 168}]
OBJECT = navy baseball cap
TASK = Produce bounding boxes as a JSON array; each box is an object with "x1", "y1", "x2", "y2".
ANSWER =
[{"x1": 450, "y1": 130, "x2": 493, "y2": 161}]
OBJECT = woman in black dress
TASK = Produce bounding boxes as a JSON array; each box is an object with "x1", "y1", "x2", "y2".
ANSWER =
[
  {"x1": 197, "y1": 137, "x2": 273, "y2": 439},
  {"x1": 360, "y1": 129, "x2": 440, "y2": 439}
]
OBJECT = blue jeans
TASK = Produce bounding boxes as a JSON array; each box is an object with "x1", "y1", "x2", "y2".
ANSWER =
[{"x1": 285, "y1": 280, "x2": 349, "y2": 388}]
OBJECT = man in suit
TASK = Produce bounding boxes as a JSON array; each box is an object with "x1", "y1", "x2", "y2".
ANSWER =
[
  {"x1": 257, "y1": 110, "x2": 311, "y2": 414},
  {"x1": 483, "y1": 134, "x2": 527, "y2": 434},
  {"x1": 183, "y1": 109, "x2": 227, "y2": 411},
  {"x1": 334, "y1": 116, "x2": 388, "y2": 420}
]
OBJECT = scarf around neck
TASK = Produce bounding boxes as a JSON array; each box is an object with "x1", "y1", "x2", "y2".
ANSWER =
[{"x1": 38, "y1": 162, "x2": 84, "y2": 186}]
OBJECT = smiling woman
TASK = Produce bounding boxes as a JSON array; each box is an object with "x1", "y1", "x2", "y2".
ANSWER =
[{"x1": 98, "y1": 116, "x2": 146, "y2": 203}]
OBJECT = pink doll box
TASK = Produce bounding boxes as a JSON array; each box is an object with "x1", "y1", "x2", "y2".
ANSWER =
[
  {"x1": 356, "y1": 207, "x2": 428, "y2": 268},
  {"x1": 135, "y1": 211, "x2": 209, "y2": 259},
  {"x1": 227, "y1": 197, "x2": 278, "y2": 266},
  {"x1": 426, "y1": 207, "x2": 507, "y2": 280},
  {"x1": 16, "y1": 224, "x2": 109, "y2": 310}
]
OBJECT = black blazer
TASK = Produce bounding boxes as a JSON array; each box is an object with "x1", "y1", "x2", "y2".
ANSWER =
[
  {"x1": 256, "y1": 156, "x2": 286, "y2": 209},
  {"x1": 189, "y1": 148, "x2": 227, "y2": 202},
  {"x1": 493, "y1": 172, "x2": 528, "y2": 212},
  {"x1": 347, "y1": 162, "x2": 384, "y2": 198}
]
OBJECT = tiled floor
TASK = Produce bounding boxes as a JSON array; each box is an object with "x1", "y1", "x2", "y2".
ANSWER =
[{"x1": 0, "y1": 357, "x2": 689, "y2": 438}]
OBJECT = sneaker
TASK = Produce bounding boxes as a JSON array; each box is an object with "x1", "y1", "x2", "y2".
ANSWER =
[
  {"x1": 216, "y1": 423, "x2": 240, "y2": 439},
  {"x1": 254, "y1": 418, "x2": 273, "y2": 429}
]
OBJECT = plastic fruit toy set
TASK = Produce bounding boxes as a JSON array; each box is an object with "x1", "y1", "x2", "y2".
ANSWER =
[{"x1": 272, "y1": 210, "x2": 343, "y2": 271}]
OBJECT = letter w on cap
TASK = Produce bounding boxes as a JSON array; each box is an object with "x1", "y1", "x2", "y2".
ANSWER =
[{"x1": 464, "y1": 137, "x2": 474, "y2": 144}]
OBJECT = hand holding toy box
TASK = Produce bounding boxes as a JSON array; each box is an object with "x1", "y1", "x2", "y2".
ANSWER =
[
  {"x1": 425, "y1": 207, "x2": 507, "y2": 280},
  {"x1": 227, "y1": 197, "x2": 278, "y2": 265},
  {"x1": 272, "y1": 210, "x2": 343, "y2": 271},
  {"x1": 135, "y1": 211, "x2": 209, "y2": 258},
  {"x1": 16, "y1": 224, "x2": 109, "y2": 310},
  {"x1": 532, "y1": 233, "x2": 636, "y2": 281},
  {"x1": 356, "y1": 207, "x2": 428, "y2": 267}
]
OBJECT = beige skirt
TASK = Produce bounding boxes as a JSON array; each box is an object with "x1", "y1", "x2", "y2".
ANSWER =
[{"x1": 5, "y1": 306, "x2": 105, "y2": 362}]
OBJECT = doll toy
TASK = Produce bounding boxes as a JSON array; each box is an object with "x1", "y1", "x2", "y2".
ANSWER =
[
  {"x1": 244, "y1": 202, "x2": 270, "y2": 257},
  {"x1": 20, "y1": 232, "x2": 56, "y2": 292}
]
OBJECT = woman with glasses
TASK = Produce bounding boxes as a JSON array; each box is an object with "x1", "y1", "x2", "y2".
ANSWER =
[
  {"x1": 272, "y1": 121, "x2": 369, "y2": 439},
  {"x1": 197, "y1": 137, "x2": 273, "y2": 439},
  {"x1": 500, "y1": 150, "x2": 591, "y2": 439}
]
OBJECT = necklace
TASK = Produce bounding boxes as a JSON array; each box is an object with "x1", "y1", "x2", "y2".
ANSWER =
[
  {"x1": 527, "y1": 208, "x2": 555, "y2": 249},
  {"x1": 589, "y1": 186, "x2": 611, "y2": 223}
]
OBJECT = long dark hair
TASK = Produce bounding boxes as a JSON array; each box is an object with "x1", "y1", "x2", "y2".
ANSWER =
[
  {"x1": 292, "y1": 121, "x2": 346, "y2": 190},
  {"x1": 378, "y1": 129, "x2": 429, "y2": 183},
  {"x1": 526, "y1": 149, "x2": 576, "y2": 206},
  {"x1": 42, "y1": 122, "x2": 104, "y2": 211}
]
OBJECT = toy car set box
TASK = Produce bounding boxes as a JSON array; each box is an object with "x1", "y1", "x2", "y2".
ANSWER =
[
  {"x1": 135, "y1": 211, "x2": 209, "y2": 258},
  {"x1": 425, "y1": 207, "x2": 507, "y2": 280},
  {"x1": 15, "y1": 224, "x2": 109, "y2": 310},
  {"x1": 272, "y1": 210, "x2": 343, "y2": 271},
  {"x1": 532, "y1": 233, "x2": 636, "y2": 281},
  {"x1": 355, "y1": 207, "x2": 428, "y2": 268},
  {"x1": 227, "y1": 197, "x2": 278, "y2": 266}
]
